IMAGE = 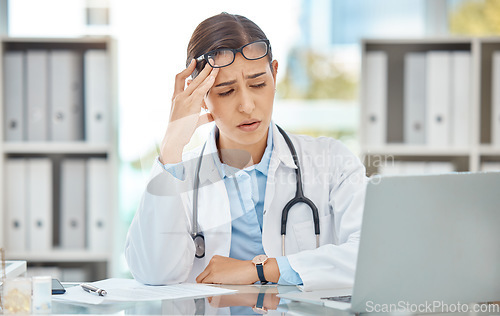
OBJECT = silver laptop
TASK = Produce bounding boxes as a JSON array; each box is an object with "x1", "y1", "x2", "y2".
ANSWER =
[{"x1": 280, "y1": 172, "x2": 500, "y2": 313}]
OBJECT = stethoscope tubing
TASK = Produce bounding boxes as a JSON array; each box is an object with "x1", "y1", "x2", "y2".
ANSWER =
[
  {"x1": 276, "y1": 125, "x2": 320, "y2": 255},
  {"x1": 192, "y1": 125, "x2": 320, "y2": 258}
]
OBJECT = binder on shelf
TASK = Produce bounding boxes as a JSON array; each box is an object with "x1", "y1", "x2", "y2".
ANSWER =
[
  {"x1": 85, "y1": 50, "x2": 110, "y2": 144},
  {"x1": 492, "y1": 51, "x2": 500, "y2": 147},
  {"x1": 481, "y1": 162, "x2": 500, "y2": 171},
  {"x1": 400, "y1": 161, "x2": 429, "y2": 175},
  {"x1": 426, "y1": 161, "x2": 455, "y2": 174},
  {"x1": 363, "y1": 51, "x2": 387, "y2": 146},
  {"x1": 379, "y1": 161, "x2": 454, "y2": 175},
  {"x1": 451, "y1": 51, "x2": 471, "y2": 147},
  {"x1": 87, "y1": 158, "x2": 110, "y2": 252},
  {"x1": 27, "y1": 266, "x2": 63, "y2": 280},
  {"x1": 426, "y1": 51, "x2": 451, "y2": 147},
  {"x1": 404, "y1": 52, "x2": 426, "y2": 144},
  {"x1": 27, "y1": 158, "x2": 53, "y2": 251},
  {"x1": 4, "y1": 51, "x2": 26, "y2": 141},
  {"x1": 378, "y1": 160, "x2": 404, "y2": 175},
  {"x1": 60, "y1": 159, "x2": 86, "y2": 249},
  {"x1": 27, "y1": 50, "x2": 49, "y2": 141},
  {"x1": 378, "y1": 161, "x2": 428, "y2": 175},
  {"x1": 61, "y1": 267, "x2": 88, "y2": 282},
  {"x1": 6, "y1": 159, "x2": 27, "y2": 251},
  {"x1": 49, "y1": 50, "x2": 84, "y2": 141}
]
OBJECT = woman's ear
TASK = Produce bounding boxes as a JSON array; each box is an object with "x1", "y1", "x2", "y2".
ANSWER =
[
  {"x1": 271, "y1": 60, "x2": 279, "y2": 85},
  {"x1": 271, "y1": 59, "x2": 278, "y2": 86},
  {"x1": 201, "y1": 99, "x2": 209, "y2": 112},
  {"x1": 186, "y1": 79, "x2": 193, "y2": 87}
]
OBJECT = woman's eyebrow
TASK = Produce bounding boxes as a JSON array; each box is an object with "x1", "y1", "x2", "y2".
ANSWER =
[
  {"x1": 214, "y1": 72, "x2": 267, "y2": 88},
  {"x1": 215, "y1": 80, "x2": 236, "y2": 88},
  {"x1": 246, "y1": 72, "x2": 266, "y2": 79}
]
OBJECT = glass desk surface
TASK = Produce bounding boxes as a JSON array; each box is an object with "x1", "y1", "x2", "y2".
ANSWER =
[
  {"x1": 51, "y1": 283, "x2": 343, "y2": 316},
  {"x1": 49, "y1": 283, "x2": 500, "y2": 316}
]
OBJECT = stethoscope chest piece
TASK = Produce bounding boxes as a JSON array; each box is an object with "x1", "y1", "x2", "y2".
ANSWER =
[{"x1": 193, "y1": 233, "x2": 205, "y2": 258}]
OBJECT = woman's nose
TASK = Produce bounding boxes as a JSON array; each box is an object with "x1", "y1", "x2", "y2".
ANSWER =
[{"x1": 237, "y1": 88, "x2": 255, "y2": 114}]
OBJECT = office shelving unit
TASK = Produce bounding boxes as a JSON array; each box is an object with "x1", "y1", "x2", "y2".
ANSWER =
[
  {"x1": 0, "y1": 36, "x2": 118, "y2": 281},
  {"x1": 360, "y1": 37, "x2": 500, "y2": 176}
]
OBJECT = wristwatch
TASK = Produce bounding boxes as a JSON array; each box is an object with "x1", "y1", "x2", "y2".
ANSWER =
[
  {"x1": 252, "y1": 254, "x2": 269, "y2": 284},
  {"x1": 252, "y1": 291, "x2": 268, "y2": 314}
]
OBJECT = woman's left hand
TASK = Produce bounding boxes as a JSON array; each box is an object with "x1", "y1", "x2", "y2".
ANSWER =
[{"x1": 196, "y1": 255, "x2": 257, "y2": 284}]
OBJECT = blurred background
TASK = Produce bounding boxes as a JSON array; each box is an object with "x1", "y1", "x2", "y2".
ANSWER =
[{"x1": 1, "y1": 0, "x2": 500, "y2": 280}]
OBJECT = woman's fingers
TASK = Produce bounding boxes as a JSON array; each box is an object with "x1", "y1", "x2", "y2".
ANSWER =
[
  {"x1": 196, "y1": 267, "x2": 210, "y2": 283},
  {"x1": 190, "y1": 68, "x2": 219, "y2": 102},
  {"x1": 164, "y1": 60, "x2": 218, "y2": 152},
  {"x1": 173, "y1": 59, "x2": 196, "y2": 97},
  {"x1": 184, "y1": 62, "x2": 217, "y2": 95}
]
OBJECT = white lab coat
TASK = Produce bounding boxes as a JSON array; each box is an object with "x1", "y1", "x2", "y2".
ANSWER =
[{"x1": 125, "y1": 122, "x2": 367, "y2": 291}]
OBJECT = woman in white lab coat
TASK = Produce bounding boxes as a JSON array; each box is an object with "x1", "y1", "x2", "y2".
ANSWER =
[{"x1": 125, "y1": 12, "x2": 367, "y2": 291}]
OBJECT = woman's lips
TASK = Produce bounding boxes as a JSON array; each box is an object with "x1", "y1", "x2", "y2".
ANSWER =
[{"x1": 237, "y1": 121, "x2": 261, "y2": 132}]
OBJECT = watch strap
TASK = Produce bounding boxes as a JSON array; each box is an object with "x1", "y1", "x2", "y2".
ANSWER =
[
  {"x1": 256, "y1": 291, "x2": 265, "y2": 308},
  {"x1": 256, "y1": 263, "x2": 268, "y2": 284}
]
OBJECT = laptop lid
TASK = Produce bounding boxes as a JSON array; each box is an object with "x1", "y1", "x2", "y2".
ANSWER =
[{"x1": 350, "y1": 172, "x2": 500, "y2": 312}]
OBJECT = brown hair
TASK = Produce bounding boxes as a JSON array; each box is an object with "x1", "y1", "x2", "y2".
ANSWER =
[{"x1": 187, "y1": 12, "x2": 273, "y2": 78}]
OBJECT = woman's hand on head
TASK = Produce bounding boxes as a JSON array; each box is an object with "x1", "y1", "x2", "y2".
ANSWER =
[{"x1": 160, "y1": 60, "x2": 219, "y2": 164}]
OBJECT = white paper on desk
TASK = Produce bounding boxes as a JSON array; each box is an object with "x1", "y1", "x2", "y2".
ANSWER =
[{"x1": 52, "y1": 278, "x2": 236, "y2": 305}]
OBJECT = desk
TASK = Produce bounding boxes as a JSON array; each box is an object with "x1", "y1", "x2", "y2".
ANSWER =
[
  {"x1": 49, "y1": 283, "x2": 500, "y2": 316},
  {"x1": 51, "y1": 283, "x2": 344, "y2": 315}
]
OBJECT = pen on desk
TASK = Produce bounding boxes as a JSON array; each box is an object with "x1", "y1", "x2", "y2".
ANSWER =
[{"x1": 81, "y1": 283, "x2": 107, "y2": 296}]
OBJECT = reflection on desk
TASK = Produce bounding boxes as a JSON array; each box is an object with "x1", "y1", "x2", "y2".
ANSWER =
[
  {"x1": 52, "y1": 284, "x2": 500, "y2": 315},
  {"x1": 53, "y1": 284, "x2": 337, "y2": 315}
]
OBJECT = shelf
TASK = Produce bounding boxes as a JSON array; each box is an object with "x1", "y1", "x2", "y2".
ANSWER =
[
  {"x1": 0, "y1": 36, "x2": 118, "y2": 280},
  {"x1": 361, "y1": 145, "x2": 471, "y2": 157},
  {"x1": 360, "y1": 38, "x2": 500, "y2": 175},
  {"x1": 362, "y1": 37, "x2": 474, "y2": 45},
  {"x1": 1, "y1": 36, "x2": 111, "y2": 44},
  {"x1": 479, "y1": 145, "x2": 500, "y2": 156},
  {"x1": 5, "y1": 250, "x2": 111, "y2": 262},
  {"x1": 3, "y1": 142, "x2": 111, "y2": 154}
]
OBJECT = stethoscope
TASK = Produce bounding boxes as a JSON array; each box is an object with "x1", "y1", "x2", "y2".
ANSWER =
[{"x1": 192, "y1": 125, "x2": 320, "y2": 258}]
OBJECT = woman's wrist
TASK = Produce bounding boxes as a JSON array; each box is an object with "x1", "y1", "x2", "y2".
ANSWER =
[
  {"x1": 159, "y1": 139, "x2": 185, "y2": 164},
  {"x1": 263, "y1": 258, "x2": 280, "y2": 283}
]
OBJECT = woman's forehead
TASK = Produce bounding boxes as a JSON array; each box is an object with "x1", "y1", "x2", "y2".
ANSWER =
[{"x1": 215, "y1": 56, "x2": 272, "y2": 81}]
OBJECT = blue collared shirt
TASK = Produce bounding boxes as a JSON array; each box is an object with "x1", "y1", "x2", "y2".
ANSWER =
[{"x1": 161, "y1": 124, "x2": 302, "y2": 285}]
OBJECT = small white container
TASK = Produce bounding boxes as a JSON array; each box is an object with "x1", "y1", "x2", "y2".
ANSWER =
[{"x1": 31, "y1": 276, "x2": 52, "y2": 314}]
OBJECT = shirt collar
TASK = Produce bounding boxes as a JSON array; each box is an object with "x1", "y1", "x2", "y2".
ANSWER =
[
  {"x1": 200, "y1": 121, "x2": 297, "y2": 184},
  {"x1": 207, "y1": 122, "x2": 274, "y2": 179}
]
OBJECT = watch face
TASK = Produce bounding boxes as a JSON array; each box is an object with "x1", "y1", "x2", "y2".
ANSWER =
[
  {"x1": 252, "y1": 254, "x2": 268, "y2": 265},
  {"x1": 252, "y1": 306, "x2": 268, "y2": 314}
]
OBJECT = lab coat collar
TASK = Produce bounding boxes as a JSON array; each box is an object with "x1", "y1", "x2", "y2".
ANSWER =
[
  {"x1": 197, "y1": 129, "x2": 222, "y2": 185},
  {"x1": 270, "y1": 122, "x2": 298, "y2": 170}
]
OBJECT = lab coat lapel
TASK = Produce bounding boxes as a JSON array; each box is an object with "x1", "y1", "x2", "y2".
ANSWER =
[
  {"x1": 196, "y1": 127, "x2": 231, "y2": 257},
  {"x1": 262, "y1": 123, "x2": 297, "y2": 256}
]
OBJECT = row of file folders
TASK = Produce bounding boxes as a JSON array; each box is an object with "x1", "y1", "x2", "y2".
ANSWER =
[
  {"x1": 3, "y1": 49, "x2": 109, "y2": 142},
  {"x1": 364, "y1": 50, "x2": 500, "y2": 147},
  {"x1": 378, "y1": 161, "x2": 500, "y2": 175},
  {"x1": 28, "y1": 266, "x2": 90, "y2": 283},
  {"x1": 5, "y1": 157, "x2": 110, "y2": 252}
]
